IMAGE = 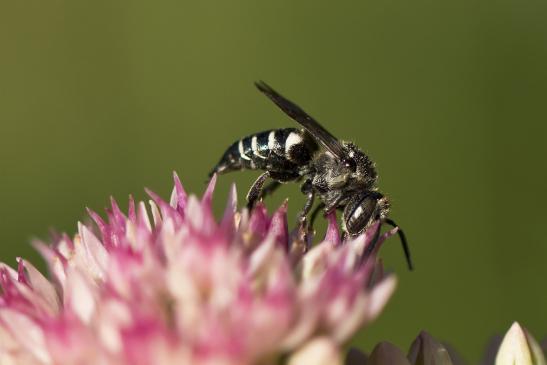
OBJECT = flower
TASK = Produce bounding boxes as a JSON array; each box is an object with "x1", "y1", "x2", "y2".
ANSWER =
[
  {"x1": 495, "y1": 322, "x2": 546, "y2": 365},
  {"x1": 407, "y1": 331, "x2": 455, "y2": 365},
  {"x1": 0, "y1": 173, "x2": 398, "y2": 365}
]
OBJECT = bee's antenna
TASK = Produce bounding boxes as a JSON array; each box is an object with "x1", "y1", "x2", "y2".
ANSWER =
[{"x1": 384, "y1": 218, "x2": 413, "y2": 271}]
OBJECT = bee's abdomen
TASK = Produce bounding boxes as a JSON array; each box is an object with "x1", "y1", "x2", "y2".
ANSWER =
[{"x1": 210, "y1": 128, "x2": 318, "y2": 178}]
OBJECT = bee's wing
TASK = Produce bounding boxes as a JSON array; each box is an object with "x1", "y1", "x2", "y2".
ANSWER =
[{"x1": 255, "y1": 81, "x2": 347, "y2": 161}]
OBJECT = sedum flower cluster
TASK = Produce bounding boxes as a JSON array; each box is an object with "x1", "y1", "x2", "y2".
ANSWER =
[
  {"x1": 0, "y1": 174, "x2": 398, "y2": 365},
  {"x1": 1, "y1": 173, "x2": 543, "y2": 365}
]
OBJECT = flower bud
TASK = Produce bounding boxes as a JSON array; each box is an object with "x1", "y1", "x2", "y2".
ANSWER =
[{"x1": 495, "y1": 322, "x2": 546, "y2": 365}]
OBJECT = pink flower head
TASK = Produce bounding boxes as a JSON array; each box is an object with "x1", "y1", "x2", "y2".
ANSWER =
[{"x1": 0, "y1": 173, "x2": 398, "y2": 365}]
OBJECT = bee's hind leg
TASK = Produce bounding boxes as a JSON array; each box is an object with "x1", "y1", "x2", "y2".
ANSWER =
[
  {"x1": 247, "y1": 171, "x2": 300, "y2": 210},
  {"x1": 246, "y1": 172, "x2": 270, "y2": 210}
]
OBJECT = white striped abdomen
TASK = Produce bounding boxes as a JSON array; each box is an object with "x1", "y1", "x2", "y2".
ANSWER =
[{"x1": 210, "y1": 128, "x2": 318, "y2": 181}]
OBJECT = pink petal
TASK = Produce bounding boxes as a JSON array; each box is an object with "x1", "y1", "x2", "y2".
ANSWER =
[
  {"x1": 268, "y1": 201, "x2": 289, "y2": 250},
  {"x1": 201, "y1": 173, "x2": 217, "y2": 209},
  {"x1": 148, "y1": 199, "x2": 162, "y2": 227},
  {"x1": 64, "y1": 268, "x2": 96, "y2": 323},
  {"x1": 146, "y1": 188, "x2": 180, "y2": 226},
  {"x1": 364, "y1": 275, "x2": 397, "y2": 323},
  {"x1": 248, "y1": 203, "x2": 269, "y2": 240},
  {"x1": 86, "y1": 208, "x2": 110, "y2": 247},
  {"x1": 221, "y1": 183, "x2": 238, "y2": 232},
  {"x1": 109, "y1": 197, "x2": 127, "y2": 230},
  {"x1": 0, "y1": 309, "x2": 51, "y2": 364},
  {"x1": 323, "y1": 211, "x2": 341, "y2": 247},
  {"x1": 137, "y1": 201, "x2": 153, "y2": 233},
  {"x1": 171, "y1": 171, "x2": 188, "y2": 214},
  {"x1": 22, "y1": 259, "x2": 60, "y2": 314},
  {"x1": 128, "y1": 195, "x2": 137, "y2": 222},
  {"x1": 288, "y1": 337, "x2": 342, "y2": 365},
  {"x1": 330, "y1": 293, "x2": 368, "y2": 343},
  {"x1": 78, "y1": 223, "x2": 109, "y2": 279},
  {"x1": 300, "y1": 242, "x2": 335, "y2": 282}
]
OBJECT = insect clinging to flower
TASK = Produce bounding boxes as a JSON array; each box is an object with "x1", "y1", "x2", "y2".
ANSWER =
[{"x1": 210, "y1": 81, "x2": 413, "y2": 270}]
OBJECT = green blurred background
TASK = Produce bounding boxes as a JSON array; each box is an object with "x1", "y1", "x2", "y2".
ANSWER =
[{"x1": 1, "y1": 0, "x2": 546, "y2": 362}]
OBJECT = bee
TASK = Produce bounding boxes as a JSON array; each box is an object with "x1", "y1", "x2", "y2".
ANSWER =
[{"x1": 210, "y1": 81, "x2": 413, "y2": 270}]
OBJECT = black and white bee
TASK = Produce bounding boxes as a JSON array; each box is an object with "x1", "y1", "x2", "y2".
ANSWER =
[{"x1": 210, "y1": 81, "x2": 413, "y2": 270}]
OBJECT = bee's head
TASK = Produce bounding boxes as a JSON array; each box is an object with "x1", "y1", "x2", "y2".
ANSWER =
[
  {"x1": 343, "y1": 193, "x2": 413, "y2": 270},
  {"x1": 343, "y1": 191, "x2": 389, "y2": 236},
  {"x1": 341, "y1": 142, "x2": 378, "y2": 189}
]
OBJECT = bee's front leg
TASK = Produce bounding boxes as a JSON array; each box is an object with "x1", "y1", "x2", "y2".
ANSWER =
[{"x1": 297, "y1": 180, "x2": 315, "y2": 224}]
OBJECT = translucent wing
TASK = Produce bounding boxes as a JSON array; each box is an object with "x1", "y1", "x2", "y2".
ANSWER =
[{"x1": 255, "y1": 81, "x2": 347, "y2": 161}]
